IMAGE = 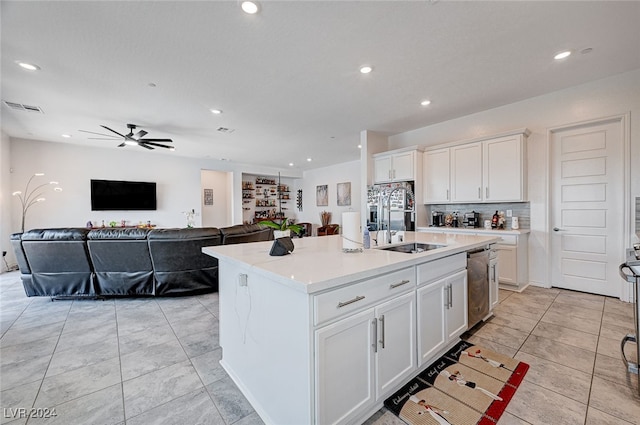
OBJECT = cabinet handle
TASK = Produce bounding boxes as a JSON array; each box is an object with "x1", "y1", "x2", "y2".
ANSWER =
[
  {"x1": 448, "y1": 283, "x2": 453, "y2": 308},
  {"x1": 486, "y1": 187, "x2": 489, "y2": 199},
  {"x1": 444, "y1": 285, "x2": 449, "y2": 309},
  {"x1": 390, "y1": 279, "x2": 410, "y2": 289},
  {"x1": 372, "y1": 319, "x2": 378, "y2": 353},
  {"x1": 379, "y1": 315, "x2": 385, "y2": 349},
  {"x1": 446, "y1": 189, "x2": 449, "y2": 200},
  {"x1": 337, "y1": 295, "x2": 365, "y2": 308},
  {"x1": 478, "y1": 187, "x2": 481, "y2": 199}
]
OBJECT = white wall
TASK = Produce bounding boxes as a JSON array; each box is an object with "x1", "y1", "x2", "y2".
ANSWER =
[
  {"x1": 201, "y1": 169, "x2": 232, "y2": 228},
  {"x1": 388, "y1": 69, "x2": 640, "y2": 287},
  {"x1": 0, "y1": 131, "x2": 14, "y2": 269},
  {"x1": 295, "y1": 160, "x2": 361, "y2": 235},
  {"x1": 6, "y1": 138, "x2": 299, "y2": 231}
]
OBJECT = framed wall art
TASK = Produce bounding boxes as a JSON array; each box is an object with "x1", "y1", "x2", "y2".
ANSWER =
[
  {"x1": 203, "y1": 188, "x2": 214, "y2": 206},
  {"x1": 337, "y1": 182, "x2": 351, "y2": 206},
  {"x1": 316, "y1": 185, "x2": 328, "y2": 206}
]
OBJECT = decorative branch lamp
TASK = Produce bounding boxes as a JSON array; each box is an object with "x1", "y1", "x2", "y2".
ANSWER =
[{"x1": 12, "y1": 173, "x2": 62, "y2": 232}]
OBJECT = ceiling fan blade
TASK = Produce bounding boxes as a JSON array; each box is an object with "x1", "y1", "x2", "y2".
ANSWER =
[
  {"x1": 139, "y1": 138, "x2": 173, "y2": 143},
  {"x1": 133, "y1": 130, "x2": 148, "y2": 140},
  {"x1": 88, "y1": 137, "x2": 123, "y2": 140},
  {"x1": 79, "y1": 129, "x2": 119, "y2": 138},
  {"x1": 142, "y1": 141, "x2": 173, "y2": 149},
  {"x1": 118, "y1": 143, "x2": 126, "y2": 147},
  {"x1": 100, "y1": 125, "x2": 126, "y2": 138},
  {"x1": 139, "y1": 143, "x2": 154, "y2": 150}
]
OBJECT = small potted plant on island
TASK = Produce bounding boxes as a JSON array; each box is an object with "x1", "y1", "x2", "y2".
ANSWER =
[{"x1": 259, "y1": 218, "x2": 303, "y2": 239}]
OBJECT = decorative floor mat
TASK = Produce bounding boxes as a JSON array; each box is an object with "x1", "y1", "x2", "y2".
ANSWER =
[{"x1": 384, "y1": 340, "x2": 529, "y2": 425}]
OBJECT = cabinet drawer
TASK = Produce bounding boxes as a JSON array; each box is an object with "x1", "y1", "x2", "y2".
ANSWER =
[
  {"x1": 496, "y1": 235, "x2": 517, "y2": 245},
  {"x1": 314, "y1": 268, "x2": 415, "y2": 326},
  {"x1": 417, "y1": 253, "x2": 466, "y2": 285}
]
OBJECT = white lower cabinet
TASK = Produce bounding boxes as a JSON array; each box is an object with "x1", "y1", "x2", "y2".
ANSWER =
[
  {"x1": 416, "y1": 259, "x2": 468, "y2": 367},
  {"x1": 315, "y1": 291, "x2": 416, "y2": 425}
]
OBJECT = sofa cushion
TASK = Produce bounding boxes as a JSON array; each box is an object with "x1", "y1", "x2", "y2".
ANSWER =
[
  {"x1": 22, "y1": 227, "x2": 90, "y2": 241},
  {"x1": 88, "y1": 228, "x2": 154, "y2": 296},
  {"x1": 220, "y1": 224, "x2": 273, "y2": 245},
  {"x1": 88, "y1": 227, "x2": 151, "y2": 240},
  {"x1": 21, "y1": 228, "x2": 94, "y2": 297},
  {"x1": 148, "y1": 228, "x2": 222, "y2": 295}
]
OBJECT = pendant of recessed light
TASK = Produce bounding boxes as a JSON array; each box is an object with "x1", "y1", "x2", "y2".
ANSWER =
[{"x1": 241, "y1": 1, "x2": 260, "y2": 14}]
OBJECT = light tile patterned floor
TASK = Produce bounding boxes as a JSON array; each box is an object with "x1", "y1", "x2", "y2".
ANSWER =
[{"x1": 1, "y1": 271, "x2": 639, "y2": 424}]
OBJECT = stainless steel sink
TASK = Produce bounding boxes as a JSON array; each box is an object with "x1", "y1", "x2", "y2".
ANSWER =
[{"x1": 379, "y1": 242, "x2": 446, "y2": 254}]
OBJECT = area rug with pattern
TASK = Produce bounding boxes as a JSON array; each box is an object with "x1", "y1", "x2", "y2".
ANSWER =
[{"x1": 384, "y1": 340, "x2": 529, "y2": 425}]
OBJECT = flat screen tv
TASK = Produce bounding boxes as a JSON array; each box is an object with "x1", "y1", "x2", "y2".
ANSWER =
[{"x1": 91, "y1": 179, "x2": 157, "y2": 211}]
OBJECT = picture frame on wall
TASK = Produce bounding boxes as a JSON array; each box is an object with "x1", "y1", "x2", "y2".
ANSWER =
[
  {"x1": 204, "y1": 188, "x2": 213, "y2": 206},
  {"x1": 316, "y1": 185, "x2": 328, "y2": 206},
  {"x1": 337, "y1": 182, "x2": 351, "y2": 206}
]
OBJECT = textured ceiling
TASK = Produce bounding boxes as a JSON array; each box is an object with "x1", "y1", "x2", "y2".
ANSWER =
[{"x1": 2, "y1": 1, "x2": 639, "y2": 170}]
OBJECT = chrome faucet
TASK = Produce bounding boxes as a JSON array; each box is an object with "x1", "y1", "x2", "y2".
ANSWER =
[{"x1": 378, "y1": 185, "x2": 414, "y2": 244}]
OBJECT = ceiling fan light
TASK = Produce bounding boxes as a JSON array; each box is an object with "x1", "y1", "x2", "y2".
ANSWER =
[{"x1": 125, "y1": 140, "x2": 138, "y2": 146}]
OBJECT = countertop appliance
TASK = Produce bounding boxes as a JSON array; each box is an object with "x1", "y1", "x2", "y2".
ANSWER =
[
  {"x1": 619, "y1": 242, "x2": 640, "y2": 395},
  {"x1": 464, "y1": 211, "x2": 480, "y2": 228},
  {"x1": 432, "y1": 211, "x2": 444, "y2": 227},
  {"x1": 467, "y1": 247, "x2": 492, "y2": 328}
]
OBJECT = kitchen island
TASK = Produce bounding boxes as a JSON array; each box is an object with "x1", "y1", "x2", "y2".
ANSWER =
[{"x1": 203, "y1": 231, "x2": 499, "y2": 425}]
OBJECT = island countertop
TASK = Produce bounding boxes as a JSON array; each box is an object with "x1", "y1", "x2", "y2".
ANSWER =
[{"x1": 202, "y1": 231, "x2": 500, "y2": 294}]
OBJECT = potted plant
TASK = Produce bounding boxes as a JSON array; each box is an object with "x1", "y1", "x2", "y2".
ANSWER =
[{"x1": 259, "y1": 218, "x2": 303, "y2": 239}]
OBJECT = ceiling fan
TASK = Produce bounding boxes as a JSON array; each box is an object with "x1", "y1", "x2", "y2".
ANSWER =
[{"x1": 79, "y1": 123, "x2": 174, "y2": 150}]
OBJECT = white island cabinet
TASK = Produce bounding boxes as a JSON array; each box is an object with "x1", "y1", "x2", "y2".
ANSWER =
[{"x1": 203, "y1": 232, "x2": 498, "y2": 425}]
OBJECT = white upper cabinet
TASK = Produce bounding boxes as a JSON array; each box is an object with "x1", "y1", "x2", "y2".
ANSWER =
[
  {"x1": 373, "y1": 150, "x2": 417, "y2": 183},
  {"x1": 451, "y1": 142, "x2": 483, "y2": 202},
  {"x1": 423, "y1": 148, "x2": 450, "y2": 203},
  {"x1": 483, "y1": 134, "x2": 526, "y2": 202},
  {"x1": 423, "y1": 130, "x2": 528, "y2": 204}
]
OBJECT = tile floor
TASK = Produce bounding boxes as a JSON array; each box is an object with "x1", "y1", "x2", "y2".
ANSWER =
[{"x1": 1, "y1": 271, "x2": 638, "y2": 425}]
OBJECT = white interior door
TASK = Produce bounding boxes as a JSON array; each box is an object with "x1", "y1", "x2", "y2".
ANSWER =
[{"x1": 550, "y1": 118, "x2": 625, "y2": 297}]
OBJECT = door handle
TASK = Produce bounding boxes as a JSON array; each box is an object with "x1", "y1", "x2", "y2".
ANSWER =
[
  {"x1": 553, "y1": 227, "x2": 566, "y2": 232},
  {"x1": 379, "y1": 315, "x2": 385, "y2": 349}
]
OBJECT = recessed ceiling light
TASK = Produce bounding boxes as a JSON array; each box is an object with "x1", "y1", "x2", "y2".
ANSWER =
[
  {"x1": 15, "y1": 61, "x2": 40, "y2": 71},
  {"x1": 420, "y1": 100, "x2": 431, "y2": 106},
  {"x1": 289, "y1": 162, "x2": 294, "y2": 167},
  {"x1": 554, "y1": 51, "x2": 571, "y2": 60},
  {"x1": 359, "y1": 66, "x2": 373, "y2": 74},
  {"x1": 61, "y1": 134, "x2": 71, "y2": 138},
  {"x1": 148, "y1": 83, "x2": 157, "y2": 88},
  {"x1": 357, "y1": 144, "x2": 362, "y2": 149},
  {"x1": 210, "y1": 109, "x2": 223, "y2": 115},
  {"x1": 241, "y1": 1, "x2": 259, "y2": 14},
  {"x1": 307, "y1": 158, "x2": 312, "y2": 162}
]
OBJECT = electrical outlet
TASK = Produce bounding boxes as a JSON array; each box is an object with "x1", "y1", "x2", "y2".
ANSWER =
[{"x1": 506, "y1": 210, "x2": 513, "y2": 217}]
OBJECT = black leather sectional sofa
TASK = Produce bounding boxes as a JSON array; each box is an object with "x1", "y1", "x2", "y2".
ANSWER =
[{"x1": 11, "y1": 224, "x2": 273, "y2": 298}]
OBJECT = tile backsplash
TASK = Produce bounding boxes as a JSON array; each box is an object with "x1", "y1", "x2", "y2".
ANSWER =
[{"x1": 424, "y1": 202, "x2": 530, "y2": 230}]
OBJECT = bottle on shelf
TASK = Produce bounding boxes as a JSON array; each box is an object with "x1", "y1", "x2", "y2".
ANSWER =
[{"x1": 491, "y1": 211, "x2": 499, "y2": 228}]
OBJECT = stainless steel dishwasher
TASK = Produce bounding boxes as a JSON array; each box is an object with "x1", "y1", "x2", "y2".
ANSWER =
[{"x1": 467, "y1": 247, "x2": 490, "y2": 329}]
